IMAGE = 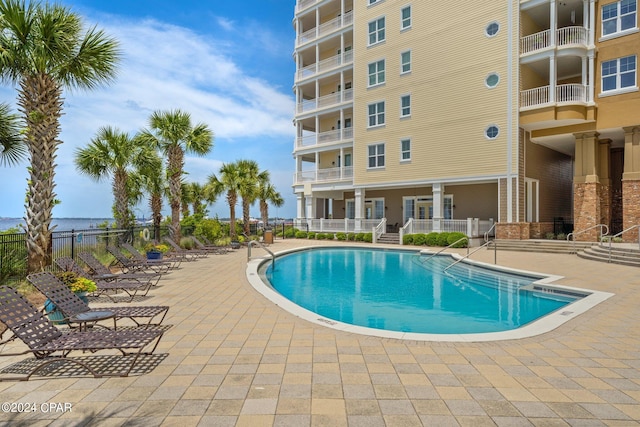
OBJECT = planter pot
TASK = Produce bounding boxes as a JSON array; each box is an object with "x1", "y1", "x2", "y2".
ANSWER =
[
  {"x1": 230, "y1": 241, "x2": 241, "y2": 250},
  {"x1": 146, "y1": 251, "x2": 163, "y2": 260}
]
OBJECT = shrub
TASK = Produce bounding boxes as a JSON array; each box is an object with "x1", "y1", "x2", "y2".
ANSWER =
[
  {"x1": 180, "y1": 237, "x2": 195, "y2": 249},
  {"x1": 413, "y1": 233, "x2": 427, "y2": 246},
  {"x1": 308, "y1": 232, "x2": 316, "y2": 239},
  {"x1": 295, "y1": 231, "x2": 307, "y2": 239},
  {"x1": 447, "y1": 232, "x2": 468, "y2": 248},
  {"x1": 402, "y1": 234, "x2": 414, "y2": 245},
  {"x1": 355, "y1": 233, "x2": 365, "y2": 242},
  {"x1": 284, "y1": 227, "x2": 296, "y2": 238},
  {"x1": 363, "y1": 233, "x2": 373, "y2": 243},
  {"x1": 436, "y1": 232, "x2": 451, "y2": 247},
  {"x1": 545, "y1": 232, "x2": 555, "y2": 240},
  {"x1": 556, "y1": 233, "x2": 567, "y2": 240},
  {"x1": 336, "y1": 232, "x2": 347, "y2": 241},
  {"x1": 347, "y1": 233, "x2": 356, "y2": 241},
  {"x1": 316, "y1": 233, "x2": 326, "y2": 240},
  {"x1": 425, "y1": 232, "x2": 439, "y2": 246}
]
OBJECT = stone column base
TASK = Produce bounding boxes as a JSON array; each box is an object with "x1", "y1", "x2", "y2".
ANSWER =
[
  {"x1": 622, "y1": 180, "x2": 640, "y2": 242},
  {"x1": 496, "y1": 223, "x2": 530, "y2": 240},
  {"x1": 573, "y1": 181, "x2": 601, "y2": 241}
]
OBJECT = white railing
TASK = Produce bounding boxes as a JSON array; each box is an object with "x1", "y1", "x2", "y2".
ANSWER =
[
  {"x1": 296, "y1": 11, "x2": 353, "y2": 46},
  {"x1": 296, "y1": 88, "x2": 353, "y2": 114},
  {"x1": 296, "y1": 127, "x2": 354, "y2": 148},
  {"x1": 520, "y1": 29, "x2": 551, "y2": 54},
  {"x1": 557, "y1": 26, "x2": 588, "y2": 46},
  {"x1": 521, "y1": 84, "x2": 589, "y2": 109},
  {"x1": 294, "y1": 218, "x2": 384, "y2": 233},
  {"x1": 399, "y1": 218, "x2": 491, "y2": 245},
  {"x1": 296, "y1": 0, "x2": 321, "y2": 13},
  {"x1": 373, "y1": 218, "x2": 387, "y2": 243},
  {"x1": 296, "y1": 51, "x2": 353, "y2": 81},
  {"x1": 293, "y1": 166, "x2": 353, "y2": 184}
]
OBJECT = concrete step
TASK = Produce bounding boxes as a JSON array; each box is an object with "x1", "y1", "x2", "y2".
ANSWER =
[
  {"x1": 577, "y1": 244, "x2": 640, "y2": 267},
  {"x1": 377, "y1": 233, "x2": 400, "y2": 244},
  {"x1": 487, "y1": 239, "x2": 593, "y2": 254}
]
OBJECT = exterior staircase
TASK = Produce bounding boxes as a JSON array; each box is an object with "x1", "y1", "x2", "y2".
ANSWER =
[
  {"x1": 577, "y1": 244, "x2": 640, "y2": 267},
  {"x1": 377, "y1": 233, "x2": 400, "y2": 244},
  {"x1": 487, "y1": 239, "x2": 593, "y2": 254}
]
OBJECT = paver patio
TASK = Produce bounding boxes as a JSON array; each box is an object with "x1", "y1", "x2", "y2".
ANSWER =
[{"x1": 1, "y1": 239, "x2": 639, "y2": 426}]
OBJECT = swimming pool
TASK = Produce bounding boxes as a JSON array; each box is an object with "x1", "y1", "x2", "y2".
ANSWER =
[{"x1": 247, "y1": 246, "x2": 613, "y2": 341}]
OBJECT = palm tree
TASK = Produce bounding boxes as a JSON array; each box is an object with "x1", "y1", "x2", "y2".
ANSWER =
[
  {"x1": 207, "y1": 162, "x2": 242, "y2": 240},
  {"x1": 257, "y1": 179, "x2": 284, "y2": 228},
  {"x1": 188, "y1": 181, "x2": 214, "y2": 217},
  {"x1": 137, "y1": 150, "x2": 165, "y2": 239},
  {"x1": 75, "y1": 127, "x2": 155, "y2": 230},
  {"x1": 0, "y1": 102, "x2": 25, "y2": 167},
  {"x1": 0, "y1": 0, "x2": 120, "y2": 271},
  {"x1": 137, "y1": 109, "x2": 214, "y2": 242},
  {"x1": 237, "y1": 159, "x2": 268, "y2": 236},
  {"x1": 180, "y1": 181, "x2": 192, "y2": 219}
]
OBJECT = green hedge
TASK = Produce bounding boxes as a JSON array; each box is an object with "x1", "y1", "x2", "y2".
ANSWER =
[
  {"x1": 307, "y1": 232, "x2": 316, "y2": 239},
  {"x1": 336, "y1": 232, "x2": 347, "y2": 241},
  {"x1": 403, "y1": 232, "x2": 468, "y2": 248},
  {"x1": 295, "y1": 231, "x2": 307, "y2": 239}
]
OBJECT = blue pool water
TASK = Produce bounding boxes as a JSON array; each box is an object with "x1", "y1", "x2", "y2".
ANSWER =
[{"x1": 264, "y1": 247, "x2": 576, "y2": 334}]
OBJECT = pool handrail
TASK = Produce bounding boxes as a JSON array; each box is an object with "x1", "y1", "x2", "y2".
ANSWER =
[
  {"x1": 443, "y1": 240, "x2": 493, "y2": 272},
  {"x1": 420, "y1": 237, "x2": 469, "y2": 262},
  {"x1": 246, "y1": 235, "x2": 275, "y2": 267}
]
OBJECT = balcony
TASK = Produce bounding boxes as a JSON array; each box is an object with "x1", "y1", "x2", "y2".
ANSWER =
[
  {"x1": 521, "y1": 84, "x2": 590, "y2": 109},
  {"x1": 296, "y1": 11, "x2": 353, "y2": 47},
  {"x1": 296, "y1": 88, "x2": 353, "y2": 114},
  {"x1": 294, "y1": 166, "x2": 353, "y2": 185},
  {"x1": 520, "y1": 26, "x2": 588, "y2": 56},
  {"x1": 296, "y1": 51, "x2": 353, "y2": 81},
  {"x1": 296, "y1": 0, "x2": 321, "y2": 13},
  {"x1": 296, "y1": 128, "x2": 353, "y2": 149}
]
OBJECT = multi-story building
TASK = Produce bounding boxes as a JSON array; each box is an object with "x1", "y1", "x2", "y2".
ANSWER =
[{"x1": 292, "y1": 0, "x2": 640, "y2": 242}]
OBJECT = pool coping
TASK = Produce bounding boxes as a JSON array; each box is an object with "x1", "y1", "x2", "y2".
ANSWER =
[{"x1": 245, "y1": 245, "x2": 614, "y2": 342}]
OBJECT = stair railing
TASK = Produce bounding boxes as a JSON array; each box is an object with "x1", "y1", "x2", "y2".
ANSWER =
[
  {"x1": 443, "y1": 240, "x2": 493, "y2": 272},
  {"x1": 484, "y1": 222, "x2": 496, "y2": 243},
  {"x1": 483, "y1": 222, "x2": 497, "y2": 264},
  {"x1": 566, "y1": 223, "x2": 609, "y2": 254},
  {"x1": 246, "y1": 234, "x2": 276, "y2": 267},
  {"x1": 420, "y1": 237, "x2": 469, "y2": 262},
  {"x1": 601, "y1": 224, "x2": 640, "y2": 263}
]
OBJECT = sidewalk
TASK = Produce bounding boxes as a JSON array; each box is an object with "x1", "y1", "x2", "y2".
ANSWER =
[{"x1": 1, "y1": 239, "x2": 639, "y2": 426}]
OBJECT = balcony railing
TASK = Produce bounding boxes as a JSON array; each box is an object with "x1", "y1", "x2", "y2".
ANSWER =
[
  {"x1": 521, "y1": 26, "x2": 588, "y2": 55},
  {"x1": 296, "y1": 11, "x2": 353, "y2": 46},
  {"x1": 294, "y1": 166, "x2": 353, "y2": 185},
  {"x1": 297, "y1": 88, "x2": 353, "y2": 114},
  {"x1": 296, "y1": 127, "x2": 354, "y2": 148},
  {"x1": 294, "y1": 218, "x2": 384, "y2": 233},
  {"x1": 520, "y1": 84, "x2": 590, "y2": 109},
  {"x1": 296, "y1": 51, "x2": 353, "y2": 81},
  {"x1": 296, "y1": 0, "x2": 321, "y2": 13}
]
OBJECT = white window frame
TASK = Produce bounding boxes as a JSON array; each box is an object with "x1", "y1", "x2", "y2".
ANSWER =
[
  {"x1": 400, "y1": 50, "x2": 411, "y2": 74},
  {"x1": 368, "y1": 59, "x2": 386, "y2": 87},
  {"x1": 345, "y1": 199, "x2": 355, "y2": 219},
  {"x1": 400, "y1": 94, "x2": 411, "y2": 118},
  {"x1": 368, "y1": 101, "x2": 385, "y2": 128},
  {"x1": 368, "y1": 0, "x2": 383, "y2": 5},
  {"x1": 601, "y1": 55, "x2": 637, "y2": 94},
  {"x1": 401, "y1": 5, "x2": 412, "y2": 30},
  {"x1": 485, "y1": 125, "x2": 500, "y2": 140},
  {"x1": 602, "y1": 0, "x2": 637, "y2": 38},
  {"x1": 485, "y1": 21, "x2": 500, "y2": 37},
  {"x1": 367, "y1": 143, "x2": 385, "y2": 169},
  {"x1": 400, "y1": 138, "x2": 411, "y2": 162},
  {"x1": 368, "y1": 16, "x2": 386, "y2": 46}
]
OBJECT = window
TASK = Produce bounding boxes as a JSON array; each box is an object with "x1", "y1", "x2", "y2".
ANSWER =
[
  {"x1": 401, "y1": 5, "x2": 412, "y2": 30},
  {"x1": 368, "y1": 60, "x2": 385, "y2": 86},
  {"x1": 401, "y1": 50, "x2": 411, "y2": 74},
  {"x1": 368, "y1": 0, "x2": 382, "y2": 5},
  {"x1": 485, "y1": 125, "x2": 500, "y2": 139},
  {"x1": 400, "y1": 95, "x2": 411, "y2": 117},
  {"x1": 485, "y1": 73, "x2": 500, "y2": 88},
  {"x1": 368, "y1": 17, "x2": 386, "y2": 45},
  {"x1": 602, "y1": 55, "x2": 637, "y2": 92},
  {"x1": 400, "y1": 138, "x2": 411, "y2": 161},
  {"x1": 486, "y1": 21, "x2": 500, "y2": 37},
  {"x1": 444, "y1": 196, "x2": 453, "y2": 220},
  {"x1": 602, "y1": 0, "x2": 637, "y2": 36},
  {"x1": 368, "y1": 101, "x2": 385, "y2": 127},
  {"x1": 368, "y1": 143, "x2": 385, "y2": 168},
  {"x1": 346, "y1": 200, "x2": 355, "y2": 219}
]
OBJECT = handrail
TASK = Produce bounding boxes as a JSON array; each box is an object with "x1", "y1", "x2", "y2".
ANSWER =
[
  {"x1": 443, "y1": 240, "x2": 492, "y2": 272},
  {"x1": 567, "y1": 224, "x2": 609, "y2": 254},
  {"x1": 484, "y1": 223, "x2": 496, "y2": 243},
  {"x1": 601, "y1": 224, "x2": 640, "y2": 262},
  {"x1": 421, "y1": 237, "x2": 469, "y2": 262},
  {"x1": 373, "y1": 218, "x2": 386, "y2": 243},
  {"x1": 246, "y1": 234, "x2": 275, "y2": 267}
]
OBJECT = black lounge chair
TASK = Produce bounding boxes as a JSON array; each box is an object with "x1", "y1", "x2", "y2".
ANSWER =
[
  {"x1": 190, "y1": 236, "x2": 229, "y2": 254},
  {"x1": 0, "y1": 286, "x2": 164, "y2": 380},
  {"x1": 163, "y1": 237, "x2": 207, "y2": 260},
  {"x1": 28, "y1": 272, "x2": 169, "y2": 328},
  {"x1": 55, "y1": 257, "x2": 155, "y2": 303},
  {"x1": 120, "y1": 242, "x2": 179, "y2": 271},
  {"x1": 58, "y1": 256, "x2": 161, "y2": 288},
  {"x1": 106, "y1": 246, "x2": 176, "y2": 274}
]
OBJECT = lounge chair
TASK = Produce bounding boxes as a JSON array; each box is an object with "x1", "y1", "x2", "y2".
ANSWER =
[
  {"x1": 163, "y1": 237, "x2": 207, "y2": 260},
  {"x1": 191, "y1": 236, "x2": 229, "y2": 254},
  {"x1": 106, "y1": 246, "x2": 175, "y2": 274},
  {"x1": 54, "y1": 257, "x2": 154, "y2": 303},
  {"x1": 58, "y1": 256, "x2": 161, "y2": 287},
  {"x1": 28, "y1": 272, "x2": 169, "y2": 328},
  {"x1": 120, "y1": 242, "x2": 179, "y2": 271},
  {"x1": 0, "y1": 286, "x2": 164, "y2": 380}
]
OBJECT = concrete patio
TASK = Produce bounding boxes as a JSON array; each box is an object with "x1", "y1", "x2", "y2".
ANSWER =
[{"x1": 1, "y1": 239, "x2": 639, "y2": 426}]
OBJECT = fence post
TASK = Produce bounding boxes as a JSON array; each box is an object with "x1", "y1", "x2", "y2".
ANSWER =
[{"x1": 71, "y1": 229, "x2": 76, "y2": 259}]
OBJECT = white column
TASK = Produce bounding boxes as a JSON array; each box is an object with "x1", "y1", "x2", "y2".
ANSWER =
[
  {"x1": 550, "y1": 0, "x2": 557, "y2": 46},
  {"x1": 315, "y1": 151, "x2": 319, "y2": 181},
  {"x1": 296, "y1": 194, "x2": 305, "y2": 219},
  {"x1": 432, "y1": 183, "x2": 444, "y2": 232},
  {"x1": 339, "y1": 147, "x2": 344, "y2": 179},
  {"x1": 588, "y1": 53, "x2": 595, "y2": 102},
  {"x1": 355, "y1": 188, "x2": 365, "y2": 228},
  {"x1": 549, "y1": 56, "x2": 556, "y2": 103},
  {"x1": 589, "y1": 0, "x2": 595, "y2": 46},
  {"x1": 305, "y1": 197, "x2": 316, "y2": 219}
]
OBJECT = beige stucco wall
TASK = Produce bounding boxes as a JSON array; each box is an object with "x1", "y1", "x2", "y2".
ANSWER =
[{"x1": 351, "y1": 1, "x2": 520, "y2": 187}]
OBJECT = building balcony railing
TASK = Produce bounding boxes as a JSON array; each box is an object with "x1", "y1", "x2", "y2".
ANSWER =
[
  {"x1": 296, "y1": 51, "x2": 353, "y2": 81},
  {"x1": 294, "y1": 166, "x2": 353, "y2": 185},
  {"x1": 296, "y1": 0, "x2": 321, "y2": 13},
  {"x1": 297, "y1": 88, "x2": 353, "y2": 114},
  {"x1": 520, "y1": 26, "x2": 588, "y2": 55},
  {"x1": 294, "y1": 218, "x2": 384, "y2": 233},
  {"x1": 296, "y1": 11, "x2": 353, "y2": 46},
  {"x1": 296, "y1": 128, "x2": 353, "y2": 148},
  {"x1": 520, "y1": 84, "x2": 590, "y2": 109}
]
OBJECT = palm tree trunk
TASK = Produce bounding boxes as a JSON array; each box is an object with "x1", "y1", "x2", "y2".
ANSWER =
[
  {"x1": 167, "y1": 146, "x2": 184, "y2": 241},
  {"x1": 261, "y1": 200, "x2": 268, "y2": 228},
  {"x1": 228, "y1": 192, "x2": 237, "y2": 240},
  {"x1": 150, "y1": 192, "x2": 162, "y2": 241},
  {"x1": 243, "y1": 199, "x2": 251, "y2": 235},
  {"x1": 114, "y1": 169, "x2": 130, "y2": 229},
  {"x1": 19, "y1": 73, "x2": 63, "y2": 272}
]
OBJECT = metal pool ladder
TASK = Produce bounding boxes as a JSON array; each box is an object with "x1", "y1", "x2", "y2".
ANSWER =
[{"x1": 247, "y1": 239, "x2": 275, "y2": 267}]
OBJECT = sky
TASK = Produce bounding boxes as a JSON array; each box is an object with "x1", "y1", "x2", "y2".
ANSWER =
[{"x1": 0, "y1": 0, "x2": 297, "y2": 220}]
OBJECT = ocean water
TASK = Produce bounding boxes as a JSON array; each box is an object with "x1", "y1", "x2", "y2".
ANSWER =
[{"x1": 0, "y1": 218, "x2": 115, "y2": 232}]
